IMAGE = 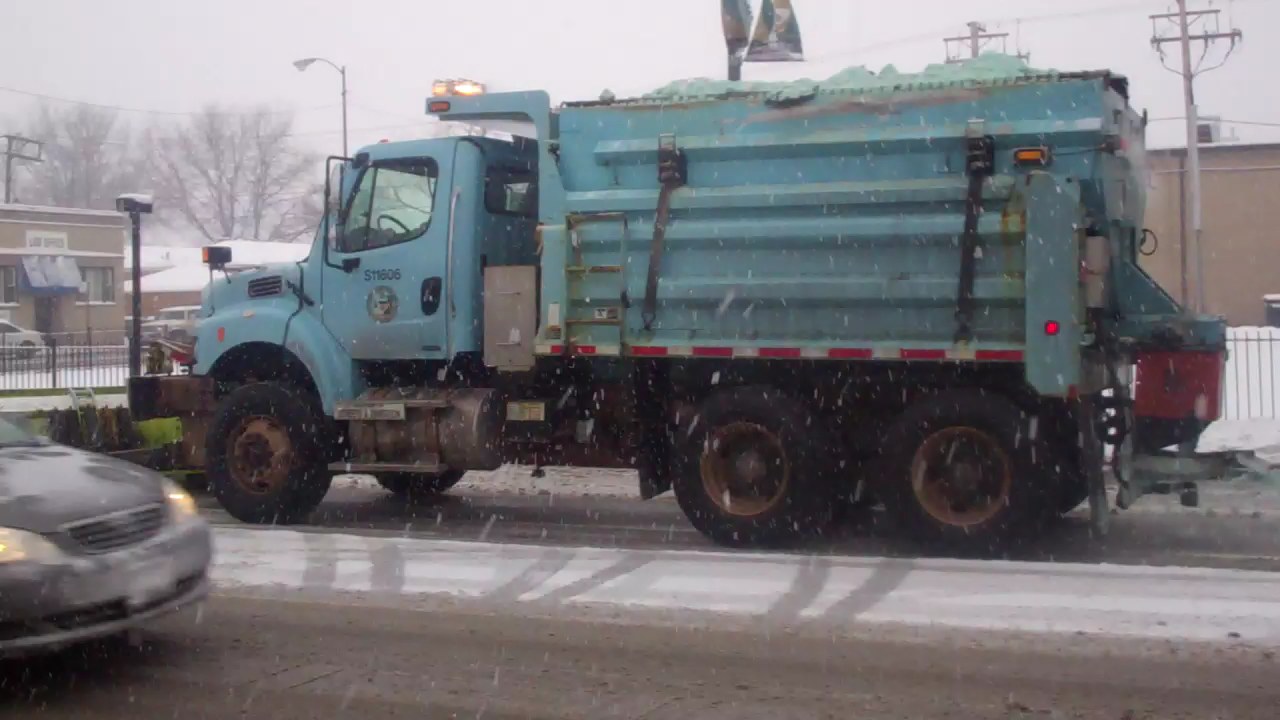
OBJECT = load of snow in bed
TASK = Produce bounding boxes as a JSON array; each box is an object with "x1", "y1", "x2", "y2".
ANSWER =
[{"x1": 644, "y1": 53, "x2": 1054, "y2": 100}]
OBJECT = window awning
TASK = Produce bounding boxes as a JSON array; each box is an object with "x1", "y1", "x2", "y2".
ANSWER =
[{"x1": 20, "y1": 256, "x2": 82, "y2": 297}]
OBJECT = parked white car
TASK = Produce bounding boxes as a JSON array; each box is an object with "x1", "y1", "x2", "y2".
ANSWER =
[
  {"x1": 0, "y1": 321, "x2": 47, "y2": 358},
  {"x1": 140, "y1": 306, "x2": 200, "y2": 344}
]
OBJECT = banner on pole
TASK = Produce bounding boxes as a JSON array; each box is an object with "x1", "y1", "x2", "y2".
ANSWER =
[
  {"x1": 745, "y1": 0, "x2": 804, "y2": 62},
  {"x1": 721, "y1": 0, "x2": 755, "y2": 60}
]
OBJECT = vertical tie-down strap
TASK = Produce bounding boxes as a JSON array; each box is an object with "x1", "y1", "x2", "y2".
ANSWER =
[
  {"x1": 642, "y1": 134, "x2": 688, "y2": 332},
  {"x1": 955, "y1": 133, "x2": 996, "y2": 343}
]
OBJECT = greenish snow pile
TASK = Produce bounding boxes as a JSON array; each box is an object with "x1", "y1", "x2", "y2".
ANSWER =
[{"x1": 643, "y1": 53, "x2": 1053, "y2": 100}]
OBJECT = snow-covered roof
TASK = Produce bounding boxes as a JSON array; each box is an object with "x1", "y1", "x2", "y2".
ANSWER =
[
  {"x1": 123, "y1": 240, "x2": 309, "y2": 294},
  {"x1": 214, "y1": 239, "x2": 311, "y2": 265},
  {"x1": 0, "y1": 247, "x2": 122, "y2": 258},
  {"x1": 124, "y1": 240, "x2": 309, "y2": 270},
  {"x1": 126, "y1": 246, "x2": 202, "y2": 271},
  {"x1": 0, "y1": 203, "x2": 128, "y2": 220},
  {"x1": 124, "y1": 264, "x2": 215, "y2": 294}
]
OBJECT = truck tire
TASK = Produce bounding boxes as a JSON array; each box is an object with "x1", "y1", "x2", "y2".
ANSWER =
[
  {"x1": 376, "y1": 471, "x2": 466, "y2": 501},
  {"x1": 673, "y1": 386, "x2": 835, "y2": 548},
  {"x1": 206, "y1": 382, "x2": 333, "y2": 524},
  {"x1": 878, "y1": 390, "x2": 1057, "y2": 550}
]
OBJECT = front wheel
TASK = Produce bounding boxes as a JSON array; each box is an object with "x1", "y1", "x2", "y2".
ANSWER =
[
  {"x1": 206, "y1": 382, "x2": 334, "y2": 524},
  {"x1": 673, "y1": 386, "x2": 835, "y2": 548},
  {"x1": 878, "y1": 390, "x2": 1058, "y2": 550},
  {"x1": 376, "y1": 471, "x2": 466, "y2": 502}
]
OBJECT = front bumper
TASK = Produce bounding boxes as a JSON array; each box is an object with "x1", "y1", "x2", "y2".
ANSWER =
[
  {"x1": 128, "y1": 374, "x2": 216, "y2": 469},
  {"x1": 0, "y1": 518, "x2": 213, "y2": 656}
]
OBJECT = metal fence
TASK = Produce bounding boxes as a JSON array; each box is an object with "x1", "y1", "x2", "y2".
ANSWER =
[
  {"x1": 0, "y1": 344, "x2": 131, "y2": 391},
  {"x1": 1221, "y1": 330, "x2": 1280, "y2": 421}
]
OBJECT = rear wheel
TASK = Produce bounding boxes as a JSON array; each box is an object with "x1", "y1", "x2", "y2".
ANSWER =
[
  {"x1": 206, "y1": 382, "x2": 333, "y2": 524},
  {"x1": 879, "y1": 390, "x2": 1058, "y2": 550},
  {"x1": 376, "y1": 471, "x2": 466, "y2": 501},
  {"x1": 673, "y1": 386, "x2": 835, "y2": 548}
]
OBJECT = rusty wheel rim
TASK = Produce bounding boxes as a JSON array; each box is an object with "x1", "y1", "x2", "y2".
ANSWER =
[
  {"x1": 910, "y1": 427, "x2": 1012, "y2": 528},
  {"x1": 700, "y1": 422, "x2": 790, "y2": 518},
  {"x1": 227, "y1": 416, "x2": 294, "y2": 496}
]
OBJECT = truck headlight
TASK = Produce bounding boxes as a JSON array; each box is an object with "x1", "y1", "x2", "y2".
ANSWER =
[
  {"x1": 0, "y1": 528, "x2": 63, "y2": 564},
  {"x1": 163, "y1": 479, "x2": 199, "y2": 523}
]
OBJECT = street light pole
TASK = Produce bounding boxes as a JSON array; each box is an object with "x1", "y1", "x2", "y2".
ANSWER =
[
  {"x1": 115, "y1": 194, "x2": 153, "y2": 378},
  {"x1": 339, "y1": 64, "x2": 348, "y2": 158},
  {"x1": 1150, "y1": 2, "x2": 1243, "y2": 314},
  {"x1": 294, "y1": 57, "x2": 348, "y2": 157}
]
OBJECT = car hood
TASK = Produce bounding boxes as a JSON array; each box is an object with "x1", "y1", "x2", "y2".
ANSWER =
[{"x1": 0, "y1": 443, "x2": 166, "y2": 533}]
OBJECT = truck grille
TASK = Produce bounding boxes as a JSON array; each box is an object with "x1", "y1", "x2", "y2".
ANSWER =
[
  {"x1": 247, "y1": 275, "x2": 283, "y2": 298},
  {"x1": 63, "y1": 504, "x2": 166, "y2": 554}
]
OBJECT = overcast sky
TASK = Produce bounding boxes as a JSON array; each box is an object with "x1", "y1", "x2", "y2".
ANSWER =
[{"x1": 2, "y1": 0, "x2": 1275, "y2": 155}]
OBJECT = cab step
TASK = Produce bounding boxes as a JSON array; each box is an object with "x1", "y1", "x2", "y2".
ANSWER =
[
  {"x1": 333, "y1": 398, "x2": 447, "y2": 421},
  {"x1": 328, "y1": 461, "x2": 448, "y2": 475}
]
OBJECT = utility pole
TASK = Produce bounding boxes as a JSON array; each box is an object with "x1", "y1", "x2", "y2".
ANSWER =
[
  {"x1": 944, "y1": 22, "x2": 1026, "y2": 64},
  {"x1": 1, "y1": 135, "x2": 44, "y2": 204},
  {"x1": 1151, "y1": 1, "x2": 1242, "y2": 314}
]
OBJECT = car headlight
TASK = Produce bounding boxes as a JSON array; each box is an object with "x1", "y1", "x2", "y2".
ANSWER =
[
  {"x1": 0, "y1": 527, "x2": 63, "y2": 564},
  {"x1": 163, "y1": 479, "x2": 199, "y2": 522}
]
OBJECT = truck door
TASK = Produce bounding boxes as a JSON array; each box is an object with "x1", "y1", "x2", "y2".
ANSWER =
[{"x1": 323, "y1": 156, "x2": 451, "y2": 360}]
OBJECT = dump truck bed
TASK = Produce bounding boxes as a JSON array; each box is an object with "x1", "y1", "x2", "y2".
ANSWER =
[{"x1": 530, "y1": 64, "x2": 1138, "y2": 388}]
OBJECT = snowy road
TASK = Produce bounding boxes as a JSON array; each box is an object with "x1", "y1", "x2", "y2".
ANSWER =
[
  {"x1": 7, "y1": 535, "x2": 1279, "y2": 720},
  {"x1": 193, "y1": 466, "x2": 1280, "y2": 573},
  {"x1": 210, "y1": 526, "x2": 1280, "y2": 647},
  {"x1": 6, "y1": 475, "x2": 1280, "y2": 719}
]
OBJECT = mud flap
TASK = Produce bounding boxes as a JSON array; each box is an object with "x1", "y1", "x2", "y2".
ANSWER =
[
  {"x1": 634, "y1": 361, "x2": 673, "y2": 499},
  {"x1": 1078, "y1": 394, "x2": 1110, "y2": 537}
]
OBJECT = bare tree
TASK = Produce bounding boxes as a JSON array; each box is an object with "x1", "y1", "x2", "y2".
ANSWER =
[
  {"x1": 21, "y1": 104, "x2": 146, "y2": 209},
  {"x1": 149, "y1": 106, "x2": 319, "y2": 242}
]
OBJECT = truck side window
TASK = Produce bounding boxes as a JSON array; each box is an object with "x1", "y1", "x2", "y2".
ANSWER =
[
  {"x1": 340, "y1": 160, "x2": 438, "y2": 253},
  {"x1": 484, "y1": 168, "x2": 537, "y2": 217}
]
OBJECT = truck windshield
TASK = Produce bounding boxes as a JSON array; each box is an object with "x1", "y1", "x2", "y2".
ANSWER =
[{"x1": 340, "y1": 160, "x2": 438, "y2": 252}]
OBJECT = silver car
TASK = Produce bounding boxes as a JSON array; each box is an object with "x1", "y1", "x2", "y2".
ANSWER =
[{"x1": 0, "y1": 416, "x2": 212, "y2": 656}]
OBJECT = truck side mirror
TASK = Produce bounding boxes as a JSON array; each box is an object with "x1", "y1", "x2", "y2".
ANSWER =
[{"x1": 202, "y1": 246, "x2": 232, "y2": 271}]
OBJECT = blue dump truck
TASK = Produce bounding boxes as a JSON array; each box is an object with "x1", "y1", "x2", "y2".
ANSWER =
[{"x1": 130, "y1": 58, "x2": 1226, "y2": 548}]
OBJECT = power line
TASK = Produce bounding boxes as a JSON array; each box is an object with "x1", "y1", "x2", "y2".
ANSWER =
[
  {"x1": 0, "y1": 84, "x2": 337, "y2": 117},
  {"x1": 941, "y1": 21, "x2": 1030, "y2": 64},
  {"x1": 1150, "y1": 0, "x2": 1244, "y2": 314},
  {"x1": 1149, "y1": 117, "x2": 1280, "y2": 129},
  {"x1": 806, "y1": 0, "x2": 1264, "y2": 66}
]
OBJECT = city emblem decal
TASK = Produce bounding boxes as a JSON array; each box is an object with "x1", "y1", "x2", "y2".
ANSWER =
[{"x1": 367, "y1": 285, "x2": 398, "y2": 323}]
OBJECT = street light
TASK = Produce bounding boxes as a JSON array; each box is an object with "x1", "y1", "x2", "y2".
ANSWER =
[
  {"x1": 293, "y1": 57, "x2": 348, "y2": 157},
  {"x1": 116, "y1": 193, "x2": 153, "y2": 378}
]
